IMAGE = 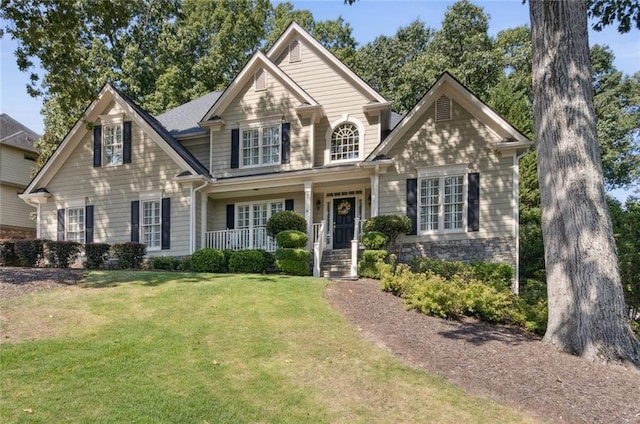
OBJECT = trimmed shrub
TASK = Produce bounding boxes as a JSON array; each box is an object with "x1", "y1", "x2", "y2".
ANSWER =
[
  {"x1": 191, "y1": 248, "x2": 225, "y2": 273},
  {"x1": 228, "y1": 249, "x2": 270, "y2": 274},
  {"x1": 276, "y1": 230, "x2": 308, "y2": 248},
  {"x1": 361, "y1": 231, "x2": 388, "y2": 250},
  {"x1": 359, "y1": 250, "x2": 388, "y2": 279},
  {"x1": 13, "y1": 239, "x2": 44, "y2": 267},
  {"x1": 275, "y1": 248, "x2": 310, "y2": 276},
  {"x1": 44, "y1": 240, "x2": 82, "y2": 268},
  {"x1": 363, "y1": 215, "x2": 411, "y2": 244},
  {"x1": 257, "y1": 249, "x2": 276, "y2": 272},
  {"x1": 266, "y1": 210, "x2": 306, "y2": 238},
  {"x1": 177, "y1": 257, "x2": 192, "y2": 271},
  {"x1": 0, "y1": 240, "x2": 19, "y2": 266},
  {"x1": 411, "y1": 257, "x2": 514, "y2": 291},
  {"x1": 85, "y1": 243, "x2": 111, "y2": 270},
  {"x1": 223, "y1": 249, "x2": 236, "y2": 272},
  {"x1": 110, "y1": 242, "x2": 146, "y2": 269},
  {"x1": 150, "y1": 256, "x2": 182, "y2": 271}
]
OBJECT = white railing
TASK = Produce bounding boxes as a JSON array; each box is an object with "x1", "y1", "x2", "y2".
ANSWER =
[
  {"x1": 313, "y1": 220, "x2": 327, "y2": 277},
  {"x1": 358, "y1": 218, "x2": 366, "y2": 239},
  {"x1": 351, "y1": 217, "x2": 361, "y2": 278},
  {"x1": 205, "y1": 227, "x2": 277, "y2": 252}
]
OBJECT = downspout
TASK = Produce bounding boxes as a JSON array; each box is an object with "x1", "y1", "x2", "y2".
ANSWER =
[{"x1": 191, "y1": 179, "x2": 209, "y2": 255}]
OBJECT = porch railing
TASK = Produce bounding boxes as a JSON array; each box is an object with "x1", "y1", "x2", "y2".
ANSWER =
[
  {"x1": 313, "y1": 220, "x2": 327, "y2": 277},
  {"x1": 205, "y1": 227, "x2": 277, "y2": 252}
]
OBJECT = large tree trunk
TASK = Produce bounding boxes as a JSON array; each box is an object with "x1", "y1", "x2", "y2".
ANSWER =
[{"x1": 529, "y1": 0, "x2": 640, "y2": 366}]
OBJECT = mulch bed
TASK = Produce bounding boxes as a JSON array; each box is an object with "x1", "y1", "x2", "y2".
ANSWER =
[
  {"x1": 2, "y1": 268, "x2": 639, "y2": 423},
  {"x1": 326, "y1": 279, "x2": 640, "y2": 424}
]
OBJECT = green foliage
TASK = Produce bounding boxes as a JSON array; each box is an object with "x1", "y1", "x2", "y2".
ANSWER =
[
  {"x1": 363, "y1": 215, "x2": 411, "y2": 244},
  {"x1": 191, "y1": 248, "x2": 225, "y2": 273},
  {"x1": 411, "y1": 257, "x2": 471, "y2": 279},
  {"x1": 0, "y1": 241, "x2": 19, "y2": 266},
  {"x1": 266, "y1": 211, "x2": 306, "y2": 238},
  {"x1": 44, "y1": 240, "x2": 82, "y2": 269},
  {"x1": 13, "y1": 239, "x2": 44, "y2": 267},
  {"x1": 85, "y1": 243, "x2": 111, "y2": 270},
  {"x1": 359, "y1": 250, "x2": 389, "y2": 279},
  {"x1": 110, "y1": 242, "x2": 146, "y2": 269},
  {"x1": 275, "y1": 230, "x2": 308, "y2": 248},
  {"x1": 228, "y1": 250, "x2": 271, "y2": 274},
  {"x1": 275, "y1": 248, "x2": 310, "y2": 276},
  {"x1": 361, "y1": 231, "x2": 388, "y2": 250},
  {"x1": 410, "y1": 257, "x2": 513, "y2": 291},
  {"x1": 470, "y1": 262, "x2": 513, "y2": 291},
  {"x1": 150, "y1": 256, "x2": 183, "y2": 271}
]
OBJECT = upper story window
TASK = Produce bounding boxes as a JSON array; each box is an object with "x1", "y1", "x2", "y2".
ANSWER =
[
  {"x1": 103, "y1": 124, "x2": 123, "y2": 166},
  {"x1": 331, "y1": 123, "x2": 359, "y2": 161},
  {"x1": 241, "y1": 124, "x2": 281, "y2": 167}
]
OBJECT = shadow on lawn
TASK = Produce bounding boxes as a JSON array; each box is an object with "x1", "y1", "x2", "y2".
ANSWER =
[
  {"x1": 84, "y1": 271, "x2": 227, "y2": 288},
  {"x1": 437, "y1": 318, "x2": 540, "y2": 346}
]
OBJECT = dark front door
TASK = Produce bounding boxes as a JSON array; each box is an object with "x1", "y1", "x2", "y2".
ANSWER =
[{"x1": 333, "y1": 197, "x2": 355, "y2": 249}]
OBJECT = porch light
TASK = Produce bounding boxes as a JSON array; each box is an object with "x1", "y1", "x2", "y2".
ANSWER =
[{"x1": 316, "y1": 199, "x2": 321, "y2": 210}]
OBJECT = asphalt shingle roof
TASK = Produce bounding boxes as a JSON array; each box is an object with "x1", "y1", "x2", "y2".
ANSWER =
[
  {"x1": 0, "y1": 114, "x2": 39, "y2": 153},
  {"x1": 156, "y1": 91, "x2": 223, "y2": 138}
]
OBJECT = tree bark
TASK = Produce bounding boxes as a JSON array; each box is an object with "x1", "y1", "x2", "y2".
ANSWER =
[{"x1": 529, "y1": 0, "x2": 640, "y2": 366}]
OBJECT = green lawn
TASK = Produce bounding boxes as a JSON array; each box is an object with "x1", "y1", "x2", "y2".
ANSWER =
[{"x1": 0, "y1": 271, "x2": 538, "y2": 423}]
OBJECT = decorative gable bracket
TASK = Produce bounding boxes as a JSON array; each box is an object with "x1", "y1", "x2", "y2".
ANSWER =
[{"x1": 295, "y1": 103, "x2": 324, "y2": 123}]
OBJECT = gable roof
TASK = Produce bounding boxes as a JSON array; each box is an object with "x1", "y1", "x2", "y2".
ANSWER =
[
  {"x1": 267, "y1": 22, "x2": 388, "y2": 104},
  {"x1": 201, "y1": 50, "x2": 319, "y2": 122},
  {"x1": 367, "y1": 72, "x2": 532, "y2": 160},
  {"x1": 0, "y1": 114, "x2": 40, "y2": 153},
  {"x1": 156, "y1": 91, "x2": 222, "y2": 137},
  {"x1": 24, "y1": 84, "x2": 210, "y2": 195}
]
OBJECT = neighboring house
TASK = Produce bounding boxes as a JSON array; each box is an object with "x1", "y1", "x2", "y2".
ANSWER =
[
  {"x1": 1, "y1": 114, "x2": 39, "y2": 239},
  {"x1": 20, "y1": 23, "x2": 531, "y2": 278}
]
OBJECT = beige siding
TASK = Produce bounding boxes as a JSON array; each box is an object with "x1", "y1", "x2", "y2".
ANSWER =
[
  {"x1": 41, "y1": 115, "x2": 193, "y2": 256},
  {"x1": 211, "y1": 71, "x2": 311, "y2": 178},
  {"x1": 274, "y1": 42, "x2": 381, "y2": 165},
  {"x1": 379, "y1": 100, "x2": 514, "y2": 241},
  {"x1": 0, "y1": 184, "x2": 36, "y2": 229},
  {"x1": 182, "y1": 136, "x2": 210, "y2": 172},
  {"x1": 0, "y1": 145, "x2": 38, "y2": 186}
]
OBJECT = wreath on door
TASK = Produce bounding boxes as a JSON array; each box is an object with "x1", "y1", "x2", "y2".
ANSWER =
[{"x1": 336, "y1": 200, "x2": 352, "y2": 216}]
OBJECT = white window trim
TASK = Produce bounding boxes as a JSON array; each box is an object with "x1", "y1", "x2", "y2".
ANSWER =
[
  {"x1": 325, "y1": 114, "x2": 365, "y2": 164},
  {"x1": 64, "y1": 198, "x2": 86, "y2": 243},
  {"x1": 235, "y1": 199, "x2": 285, "y2": 229},
  {"x1": 239, "y1": 122, "x2": 282, "y2": 169},
  {"x1": 102, "y1": 123, "x2": 124, "y2": 167},
  {"x1": 417, "y1": 166, "x2": 468, "y2": 235},
  {"x1": 139, "y1": 191, "x2": 163, "y2": 251}
]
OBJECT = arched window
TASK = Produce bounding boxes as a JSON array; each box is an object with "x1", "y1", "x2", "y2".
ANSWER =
[{"x1": 330, "y1": 123, "x2": 359, "y2": 161}]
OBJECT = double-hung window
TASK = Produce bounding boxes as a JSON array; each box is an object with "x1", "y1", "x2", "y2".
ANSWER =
[
  {"x1": 237, "y1": 200, "x2": 284, "y2": 229},
  {"x1": 241, "y1": 124, "x2": 281, "y2": 167},
  {"x1": 418, "y1": 167, "x2": 466, "y2": 234},
  {"x1": 142, "y1": 199, "x2": 161, "y2": 250},
  {"x1": 103, "y1": 124, "x2": 123, "y2": 166},
  {"x1": 66, "y1": 207, "x2": 85, "y2": 243}
]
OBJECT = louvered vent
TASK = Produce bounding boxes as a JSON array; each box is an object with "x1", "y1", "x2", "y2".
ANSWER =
[
  {"x1": 435, "y1": 95, "x2": 452, "y2": 121},
  {"x1": 289, "y1": 39, "x2": 301, "y2": 63},
  {"x1": 254, "y1": 68, "x2": 267, "y2": 91}
]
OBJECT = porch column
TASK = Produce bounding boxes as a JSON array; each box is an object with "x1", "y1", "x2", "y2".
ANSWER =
[
  {"x1": 370, "y1": 166, "x2": 379, "y2": 217},
  {"x1": 304, "y1": 181, "x2": 313, "y2": 249}
]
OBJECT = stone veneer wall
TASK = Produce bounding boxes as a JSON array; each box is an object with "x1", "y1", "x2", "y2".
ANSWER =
[{"x1": 395, "y1": 237, "x2": 516, "y2": 268}]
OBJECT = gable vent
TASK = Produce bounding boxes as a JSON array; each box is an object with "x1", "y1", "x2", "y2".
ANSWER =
[
  {"x1": 254, "y1": 68, "x2": 267, "y2": 91},
  {"x1": 435, "y1": 95, "x2": 452, "y2": 122},
  {"x1": 289, "y1": 39, "x2": 301, "y2": 63}
]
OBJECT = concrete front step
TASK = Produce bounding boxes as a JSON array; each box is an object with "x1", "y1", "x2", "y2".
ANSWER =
[{"x1": 319, "y1": 248, "x2": 362, "y2": 279}]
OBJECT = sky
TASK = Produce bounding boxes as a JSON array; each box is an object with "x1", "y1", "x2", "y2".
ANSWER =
[{"x1": 1, "y1": 0, "x2": 638, "y2": 196}]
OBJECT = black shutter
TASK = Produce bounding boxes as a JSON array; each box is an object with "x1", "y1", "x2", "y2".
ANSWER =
[
  {"x1": 131, "y1": 201, "x2": 140, "y2": 242},
  {"x1": 281, "y1": 122, "x2": 290, "y2": 164},
  {"x1": 406, "y1": 178, "x2": 417, "y2": 235},
  {"x1": 123, "y1": 121, "x2": 132, "y2": 164},
  {"x1": 85, "y1": 205, "x2": 94, "y2": 244},
  {"x1": 57, "y1": 209, "x2": 65, "y2": 241},
  {"x1": 226, "y1": 204, "x2": 235, "y2": 229},
  {"x1": 285, "y1": 199, "x2": 294, "y2": 211},
  {"x1": 231, "y1": 128, "x2": 240, "y2": 169},
  {"x1": 93, "y1": 125, "x2": 102, "y2": 167},
  {"x1": 161, "y1": 198, "x2": 170, "y2": 250},
  {"x1": 467, "y1": 173, "x2": 480, "y2": 232}
]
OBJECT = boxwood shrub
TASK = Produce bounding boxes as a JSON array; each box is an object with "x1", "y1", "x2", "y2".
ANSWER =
[
  {"x1": 358, "y1": 249, "x2": 388, "y2": 279},
  {"x1": 191, "y1": 248, "x2": 225, "y2": 273},
  {"x1": 110, "y1": 242, "x2": 146, "y2": 269},
  {"x1": 44, "y1": 240, "x2": 82, "y2": 268},
  {"x1": 266, "y1": 210, "x2": 306, "y2": 238},
  {"x1": 276, "y1": 230, "x2": 308, "y2": 248},
  {"x1": 150, "y1": 256, "x2": 183, "y2": 271},
  {"x1": 361, "y1": 231, "x2": 388, "y2": 250},
  {"x1": 85, "y1": 243, "x2": 111, "y2": 269},
  {"x1": 363, "y1": 215, "x2": 411, "y2": 244},
  {"x1": 275, "y1": 248, "x2": 310, "y2": 276},
  {"x1": 228, "y1": 249, "x2": 271, "y2": 274},
  {"x1": 0, "y1": 240, "x2": 19, "y2": 266},
  {"x1": 13, "y1": 239, "x2": 44, "y2": 267}
]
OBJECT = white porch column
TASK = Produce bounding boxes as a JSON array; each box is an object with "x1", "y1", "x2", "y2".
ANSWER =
[
  {"x1": 370, "y1": 166, "x2": 380, "y2": 217},
  {"x1": 304, "y1": 181, "x2": 313, "y2": 249},
  {"x1": 36, "y1": 203, "x2": 41, "y2": 239}
]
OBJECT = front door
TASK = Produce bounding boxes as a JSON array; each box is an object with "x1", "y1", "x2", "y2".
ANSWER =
[{"x1": 333, "y1": 197, "x2": 355, "y2": 249}]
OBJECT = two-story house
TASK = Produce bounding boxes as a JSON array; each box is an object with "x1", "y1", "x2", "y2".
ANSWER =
[
  {"x1": 1, "y1": 114, "x2": 39, "y2": 239},
  {"x1": 20, "y1": 23, "x2": 531, "y2": 277}
]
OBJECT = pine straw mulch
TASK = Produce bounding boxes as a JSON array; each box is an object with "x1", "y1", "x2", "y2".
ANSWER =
[
  {"x1": 2, "y1": 269, "x2": 639, "y2": 423},
  {"x1": 325, "y1": 278, "x2": 640, "y2": 424}
]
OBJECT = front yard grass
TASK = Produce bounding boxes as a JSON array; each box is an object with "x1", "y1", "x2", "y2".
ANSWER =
[{"x1": 1, "y1": 271, "x2": 538, "y2": 423}]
